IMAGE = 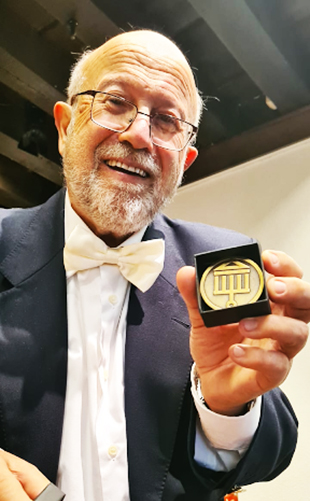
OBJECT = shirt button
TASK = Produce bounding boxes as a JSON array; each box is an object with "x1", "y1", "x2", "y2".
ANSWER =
[
  {"x1": 108, "y1": 445, "x2": 118, "y2": 458},
  {"x1": 108, "y1": 294, "x2": 118, "y2": 305}
]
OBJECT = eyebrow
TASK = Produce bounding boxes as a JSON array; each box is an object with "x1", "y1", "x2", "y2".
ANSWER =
[{"x1": 94, "y1": 74, "x2": 189, "y2": 118}]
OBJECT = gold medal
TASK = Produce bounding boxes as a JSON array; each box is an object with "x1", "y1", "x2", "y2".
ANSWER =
[{"x1": 200, "y1": 258, "x2": 264, "y2": 310}]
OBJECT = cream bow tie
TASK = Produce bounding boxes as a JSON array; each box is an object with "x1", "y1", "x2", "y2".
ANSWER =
[{"x1": 64, "y1": 225, "x2": 165, "y2": 292}]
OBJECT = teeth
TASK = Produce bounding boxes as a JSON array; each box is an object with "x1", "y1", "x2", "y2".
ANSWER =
[{"x1": 107, "y1": 160, "x2": 147, "y2": 178}]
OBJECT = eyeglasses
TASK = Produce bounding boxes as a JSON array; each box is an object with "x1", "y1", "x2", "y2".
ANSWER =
[{"x1": 71, "y1": 90, "x2": 197, "y2": 152}]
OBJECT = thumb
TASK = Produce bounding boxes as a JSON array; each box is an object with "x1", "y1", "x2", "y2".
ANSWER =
[
  {"x1": 176, "y1": 266, "x2": 197, "y2": 307},
  {"x1": 176, "y1": 266, "x2": 204, "y2": 326},
  {"x1": 0, "y1": 456, "x2": 32, "y2": 501}
]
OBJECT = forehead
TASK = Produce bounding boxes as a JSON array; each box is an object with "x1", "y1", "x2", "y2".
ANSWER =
[{"x1": 82, "y1": 34, "x2": 197, "y2": 119}]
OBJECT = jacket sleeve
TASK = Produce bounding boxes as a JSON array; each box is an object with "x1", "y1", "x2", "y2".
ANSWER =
[{"x1": 187, "y1": 387, "x2": 298, "y2": 498}]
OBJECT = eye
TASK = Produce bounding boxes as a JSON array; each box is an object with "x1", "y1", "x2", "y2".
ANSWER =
[
  {"x1": 153, "y1": 114, "x2": 182, "y2": 133},
  {"x1": 106, "y1": 97, "x2": 125, "y2": 106},
  {"x1": 94, "y1": 94, "x2": 133, "y2": 115}
]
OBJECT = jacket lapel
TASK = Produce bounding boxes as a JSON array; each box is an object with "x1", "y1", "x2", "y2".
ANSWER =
[
  {"x1": 0, "y1": 189, "x2": 67, "y2": 482},
  {"x1": 125, "y1": 217, "x2": 193, "y2": 501},
  {"x1": 0, "y1": 196, "x2": 195, "y2": 494}
]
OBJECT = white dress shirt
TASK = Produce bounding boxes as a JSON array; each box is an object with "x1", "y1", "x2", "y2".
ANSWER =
[{"x1": 57, "y1": 193, "x2": 261, "y2": 500}]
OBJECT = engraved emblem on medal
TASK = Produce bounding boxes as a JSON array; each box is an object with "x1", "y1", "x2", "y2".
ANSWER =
[{"x1": 199, "y1": 258, "x2": 264, "y2": 310}]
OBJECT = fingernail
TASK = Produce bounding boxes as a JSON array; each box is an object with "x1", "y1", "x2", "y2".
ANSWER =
[
  {"x1": 274, "y1": 279, "x2": 286, "y2": 295},
  {"x1": 233, "y1": 345, "x2": 246, "y2": 357},
  {"x1": 242, "y1": 318, "x2": 258, "y2": 331},
  {"x1": 268, "y1": 251, "x2": 279, "y2": 265}
]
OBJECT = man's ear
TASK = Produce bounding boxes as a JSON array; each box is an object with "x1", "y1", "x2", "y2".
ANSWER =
[
  {"x1": 53, "y1": 102, "x2": 72, "y2": 157},
  {"x1": 183, "y1": 145, "x2": 198, "y2": 172}
]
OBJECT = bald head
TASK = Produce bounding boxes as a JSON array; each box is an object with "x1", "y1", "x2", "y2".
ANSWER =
[{"x1": 67, "y1": 30, "x2": 202, "y2": 125}]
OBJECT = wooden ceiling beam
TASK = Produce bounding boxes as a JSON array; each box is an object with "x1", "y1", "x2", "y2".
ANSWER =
[
  {"x1": 0, "y1": 132, "x2": 62, "y2": 186},
  {"x1": 187, "y1": 0, "x2": 310, "y2": 113},
  {"x1": 0, "y1": 47, "x2": 65, "y2": 116},
  {"x1": 0, "y1": 3, "x2": 72, "y2": 91},
  {"x1": 0, "y1": 185, "x2": 33, "y2": 209},
  {"x1": 0, "y1": 153, "x2": 59, "y2": 208},
  {"x1": 184, "y1": 104, "x2": 310, "y2": 185},
  {"x1": 0, "y1": 2, "x2": 67, "y2": 115},
  {"x1": 32, "y1": 0, "x2": 119, "y2": 47}
]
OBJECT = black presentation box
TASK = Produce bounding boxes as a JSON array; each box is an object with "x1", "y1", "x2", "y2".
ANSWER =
[{"x1": 194, "y1": 242, "x2": 271, "y2": 327}]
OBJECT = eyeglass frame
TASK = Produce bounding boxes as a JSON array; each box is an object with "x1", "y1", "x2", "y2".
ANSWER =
[{"x1": 70, "y1": 90, "x2": 198, "y2": 152}]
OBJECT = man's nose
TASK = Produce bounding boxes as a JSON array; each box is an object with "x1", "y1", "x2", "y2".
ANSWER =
[{"x1": 118, "y1": 113, "x2": 153, "y2": 151}]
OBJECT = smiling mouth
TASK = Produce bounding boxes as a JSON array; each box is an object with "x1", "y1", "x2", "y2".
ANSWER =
[{"x1": 105, "y1": 160, "x2": 148, "y2": 178}]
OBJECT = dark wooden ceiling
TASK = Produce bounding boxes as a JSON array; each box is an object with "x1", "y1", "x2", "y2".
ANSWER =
[{"x1": 1, "y1": 0, "x2": 310, "y2": 208}]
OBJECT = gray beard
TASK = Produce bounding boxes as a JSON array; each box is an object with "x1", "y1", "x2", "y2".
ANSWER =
[{"x1": 63, "y1": 142, "x2": 183, "y2": 236}]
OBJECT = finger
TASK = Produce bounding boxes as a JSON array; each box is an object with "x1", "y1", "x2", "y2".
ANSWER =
[
  {"x1": 0, "y1": 450, "x2": 49, "y2": 499},
  {"x1": 239, "y1": 314, "x2": 309, "y2": 359},
  {"x1": 267, "y1": 275, "x2": 310, "y2": 323},
  {"x1": 267, "y1": 275, "x2": 310, "y2": 309},
  {"x1": 228, "y1": 343, "x2": 291, "y2": 391},
  {"x1": 262, "y1": 250, "x2": 303, "y2": 278},
  {"x1": 0, "y1": 456, "x2": 31, "y2": 501},
  {"x1": 176, "y1": 266, "x2": 205, "y2": 327}
]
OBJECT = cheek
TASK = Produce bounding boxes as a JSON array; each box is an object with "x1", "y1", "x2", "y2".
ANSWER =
[
  {"x1": 68, "y1": 117, "x2": 115, "y2": 159},
  {"x1": 164, "y1": 151, "x2": 184, "y2": 182},
  {"x1": 160, "y1": 150, "x2": 180, "y2": 175},
  {"x1": 72, "y1": 106, "x2": 92, "y2": 135}
]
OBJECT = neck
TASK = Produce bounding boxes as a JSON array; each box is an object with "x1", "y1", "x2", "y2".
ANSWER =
[{"x1": 97, "y1": 231, "x2": 134, "y2": 248}]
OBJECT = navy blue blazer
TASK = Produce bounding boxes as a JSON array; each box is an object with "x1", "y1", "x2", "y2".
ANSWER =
[{"x1": 0, "y1": 190, "x2": 298, "y2": 500}]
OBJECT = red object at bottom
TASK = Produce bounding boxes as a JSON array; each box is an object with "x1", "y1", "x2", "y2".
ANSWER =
[{"x1": 224, "y1": 493, "x2": 239, "y2": 501}]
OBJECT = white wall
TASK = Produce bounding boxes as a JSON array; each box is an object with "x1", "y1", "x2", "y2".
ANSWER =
[{"x1": 164, "y1": 138, "x2": 310, "y2": 500}]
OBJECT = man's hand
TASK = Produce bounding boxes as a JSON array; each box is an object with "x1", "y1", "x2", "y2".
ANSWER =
[
  {"x1": 176, "y1": 250, "x2": 309, "y2": 416},
  {"x1": 0, "y1": 450, "x2": 49, "y2": 500}
]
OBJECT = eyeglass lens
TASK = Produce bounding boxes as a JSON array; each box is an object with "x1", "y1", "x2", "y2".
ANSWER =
[
  {"x1": 91, "y1": 93, "x2": 192, "y2": 150},
  {"x1": 92, "y1": 93, "x2": 135, "y2": 132}
]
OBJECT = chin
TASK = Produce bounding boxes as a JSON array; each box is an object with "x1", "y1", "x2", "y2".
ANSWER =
[{"x1": 64, "y1": 156, "x2": 180, "y2": 237}]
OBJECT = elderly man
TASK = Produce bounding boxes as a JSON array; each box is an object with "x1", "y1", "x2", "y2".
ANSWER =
[{"x1": 0, "y1": 30, "x2": 308, "y2": 501}]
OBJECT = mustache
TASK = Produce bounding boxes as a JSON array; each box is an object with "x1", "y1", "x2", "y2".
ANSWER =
[{"x1": 94, "y1": 142, "x2": 160, "y2": 173}]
